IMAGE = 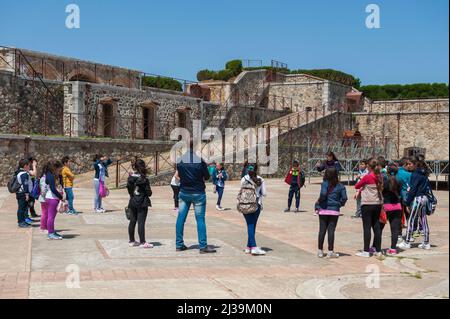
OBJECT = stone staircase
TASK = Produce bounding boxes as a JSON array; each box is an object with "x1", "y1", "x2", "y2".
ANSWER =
[{"x1": 73, "y1": 105, "x2": 339, "y2": 188}]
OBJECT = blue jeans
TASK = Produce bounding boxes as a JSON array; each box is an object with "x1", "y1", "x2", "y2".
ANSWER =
[
  {"x1": 176, "y1": 192, "x2": 207, "y2": 249},
  {"x1": 243, "y1": 205, "x2": 261, "y2": 248},
  {"x1": 216, "y1": 186, "x2": 224, "y2": 206},
  {"x1": 93, "y1": 179, "x2": 102, "y2": 210},
  {"x1": 16, "y1": 193, "x2": 28, "y2": 224},
  {"x1": 64, "y1": 187, "x2": 75, "y2": 211},
  {"x1": 288, "y1": 184, "x2": 300, "y2": 209}
]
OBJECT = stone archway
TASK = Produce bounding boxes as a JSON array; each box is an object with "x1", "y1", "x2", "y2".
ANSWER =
[{"x1": 97, "y1": 97, "x2": 118, "y2": 138}]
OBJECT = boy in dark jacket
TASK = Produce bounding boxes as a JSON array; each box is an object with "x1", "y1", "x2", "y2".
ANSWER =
[
  {"x1": 15, "y1": 159, "x2": 33, "y2": 228},
  {"x1": 284, "y1": 160, "x2": 306, "y2": 213}
]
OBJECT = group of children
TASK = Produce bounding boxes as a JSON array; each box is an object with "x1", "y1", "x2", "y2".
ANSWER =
[
  {"x1": 314, "y1": 154, "x2": 437, "y2": 259},
  {"x1": 11, "y1": 150, "x2": 437, "y2": 258},
  {"x1": 10, "y1": 156, "x2": 78, "y2": 240}
]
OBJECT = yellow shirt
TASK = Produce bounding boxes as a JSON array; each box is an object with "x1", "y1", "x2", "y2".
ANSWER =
[{"x1": 62, "y1": 166, "x2": 75, "y2": 188}]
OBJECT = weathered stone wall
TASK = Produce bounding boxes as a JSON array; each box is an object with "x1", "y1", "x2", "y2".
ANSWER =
[
  {"x1": 0, "y1": 134, "x2": 174, "y2": 185},
  {"x1": 283, "y1": 74, "x2": 324, "y2": 83},
  {"x1": 355, "y1": 111, "x2": 449, "y2": 160},
  {"x1": 0, "y1": 48, "x2": 141, "y2": 89},
  {"x1": 363, "y1": 98, "x2": 449, "y2": 113},
  {"x1": 326, "y1": 81, "x2": 353, "y2": 111},
  {"x1": 233, "y1": 70, "x2": 267, "y2": 107},
  {"x1": 202, "y1": 103, "x2": 290, "y2": 131},
  {"x1": 0, "y1": 71, "x2": 64, "y2": 136},
  {"x1": 268, "y1": 82, "x2": 325, "y2": 111},
  {"x1": 64, "y1": 81, "x2": 202, "y2": 140}
]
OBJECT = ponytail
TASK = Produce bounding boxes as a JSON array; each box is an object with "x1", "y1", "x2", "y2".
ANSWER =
[{"x1": 368, "y1": 158, "x2": 383, "y2": 195}]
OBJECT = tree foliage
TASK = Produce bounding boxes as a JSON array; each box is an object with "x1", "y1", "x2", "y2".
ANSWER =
[
  {"x1": 141, "y1": 75, "x2": 182, "y2": 91},
  {"x1": 360, "y1": 83, "x2": 449, "y2": 100}
]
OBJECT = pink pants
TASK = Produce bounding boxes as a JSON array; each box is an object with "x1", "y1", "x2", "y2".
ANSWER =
[
  {"x1": 40, "y1": 202, "x2": 48, "y2": 230},
  {"x1": 45, "y1": 199, "x2": 59, "y2": 234}
]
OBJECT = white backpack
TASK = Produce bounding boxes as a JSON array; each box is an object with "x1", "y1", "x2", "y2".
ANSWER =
[{"x1": 237, "y1": 179, "x2": 259, "y2": 215}]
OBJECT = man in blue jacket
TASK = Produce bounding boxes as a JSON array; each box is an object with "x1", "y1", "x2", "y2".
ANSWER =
[{"x1": 175, "y1": 139, "x2": 216, "y2": 254}]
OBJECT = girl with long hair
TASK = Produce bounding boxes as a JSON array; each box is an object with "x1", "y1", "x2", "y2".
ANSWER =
[
  {"x1": 240, "y1": 164, "x2": 267, "y2": 256},
  {"x1": 126, "y1": 158, "x2": 153, "y2": 248},
  {"x1": 354, "y1": 158, "x2": 383, "y2": 257},
  {"x1": 382, "y1": 163, "x2": 403, "y2": 255},
  {"x1": 315, "y1": 167, "x2": 348, "y2": 258}
]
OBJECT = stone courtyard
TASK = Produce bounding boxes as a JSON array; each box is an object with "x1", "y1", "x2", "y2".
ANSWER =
[{"x1": 0, "y1": 178, "x2": 448, "y2": 299}]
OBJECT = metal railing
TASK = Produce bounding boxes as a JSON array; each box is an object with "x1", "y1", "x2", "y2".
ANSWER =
[
  {"x1": 366, "y1": 98, "x2": 449, "y2": 114},
  {"x1": 1, "y1": 46, "x2": 197, "y2": 93}
]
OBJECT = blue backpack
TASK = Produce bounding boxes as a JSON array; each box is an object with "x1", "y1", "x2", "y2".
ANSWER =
[{"x1": 31, "y1": 178, "x2": 41, "y2": 199}]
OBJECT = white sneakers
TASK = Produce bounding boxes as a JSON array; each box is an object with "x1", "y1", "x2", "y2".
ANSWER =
[
  {"x1": 418, "y1": 243, "x2": 431, "y2": 250},
  {"x1": 318, "y1": 250, "x2": 339, "y2": 258},
  {"x1": 397, "y1": 241, "x2": 411, "y2": 249},
  {"x1": 216, "y1": 205, "x2": 225, "y2": 211},
  {"x1": 327, "y1": 251, "x2": 340, "y2": 258},
  {"x1": 95, "y1": 208, "x2": 106, "y2": 213},
  {"x1": 251, "y1": 247, "x2": 266, "y2": 256},
  {"x1": 355, "y1": 251, "x2": 371, "y2": 258},
  {"x1": 244, "y1": 247, "x2": 266, "y2": 255}
]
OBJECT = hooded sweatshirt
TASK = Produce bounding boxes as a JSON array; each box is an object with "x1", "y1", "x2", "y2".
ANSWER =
[
  {"x1": 355, "y1": 172, "x2": 383, "y2": 206},
  {"x1": 405, "y1": 169, "x2": 432, "y2": 206}
]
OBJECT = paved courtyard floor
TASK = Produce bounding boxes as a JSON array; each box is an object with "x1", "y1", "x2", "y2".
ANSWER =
[{"x1": 0, "y1": 178, "x2": 448, "y2": 299}]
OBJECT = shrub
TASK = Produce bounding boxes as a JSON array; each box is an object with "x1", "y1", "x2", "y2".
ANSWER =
[
  {"x1": 197, "y1": 69, "x2": 215, "y2": 81},
  {"x1": 142, "y1": 76, "x2": 182, "y2": 91},
  {"x1": 225, "y1": 60, "x2": 243, "y2": 74},
  {"x1": 289, "y1": 69, "x2": 360, "y2": 87},
  {"x1": 213, "y1": 69, "x2": 235, "y2": 81},
  {"x1": 196, "y1": 60, "x2": 243, "y2": 82}
]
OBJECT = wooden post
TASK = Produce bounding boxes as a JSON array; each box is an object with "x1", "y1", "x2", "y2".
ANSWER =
[
  {"x1": 115, "y1": 160, "x2": 119, "y2": 188},
  {"x1": 69, "y1": 113, "x2": 72, "y2": 138},
  {"x1": 155, "y1": 152, "x2": 159, "y2": 176}
]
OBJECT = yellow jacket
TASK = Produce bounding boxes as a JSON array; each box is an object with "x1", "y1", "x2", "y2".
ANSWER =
[{"x1": 62, "y1": 166, "x2": 75, "y2": 188}]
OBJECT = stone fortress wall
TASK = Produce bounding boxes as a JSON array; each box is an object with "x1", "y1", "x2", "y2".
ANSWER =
[{"x1": 0, "y1": 46, "x2": 448, "y2": 185}]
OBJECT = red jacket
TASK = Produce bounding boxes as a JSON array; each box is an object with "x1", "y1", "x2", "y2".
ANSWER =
[{"x1": 285, "y1": 168, "x2": 305, "y2": 187}]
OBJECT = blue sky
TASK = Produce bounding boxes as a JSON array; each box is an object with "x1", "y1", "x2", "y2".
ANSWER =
[{"x1": 0, "y1": 0, "x2": 448, "y2": 85}]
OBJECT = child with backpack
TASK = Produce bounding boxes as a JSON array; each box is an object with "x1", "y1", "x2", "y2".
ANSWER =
[
  {"x1": 9, "y1": 159, "x2": 33, "y2": 228},
  {"x1": 45, "y1": 160, "x2": 65, "y2": 240},
  {"x1": 398, "y1": 159, "x2": 437, "y2": 250},
  {"x1": 38, "y1": 161, "x2": 51, "y2": 233},
  {"x1": 62, "y1": 156, "x2": 78, "y2": 215},
  {"x1": 315, "y1": 167, "x2": 348, "y2": 258},
  {"x1": 283, "y1": 160, "x2": 305, "y2": 213},
  {"x1": 212, "y1": 163, "x2": 228, "y2": 211},
  {"x1": 238, "y1": 164, "x2": 266, "y2": 256}
]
